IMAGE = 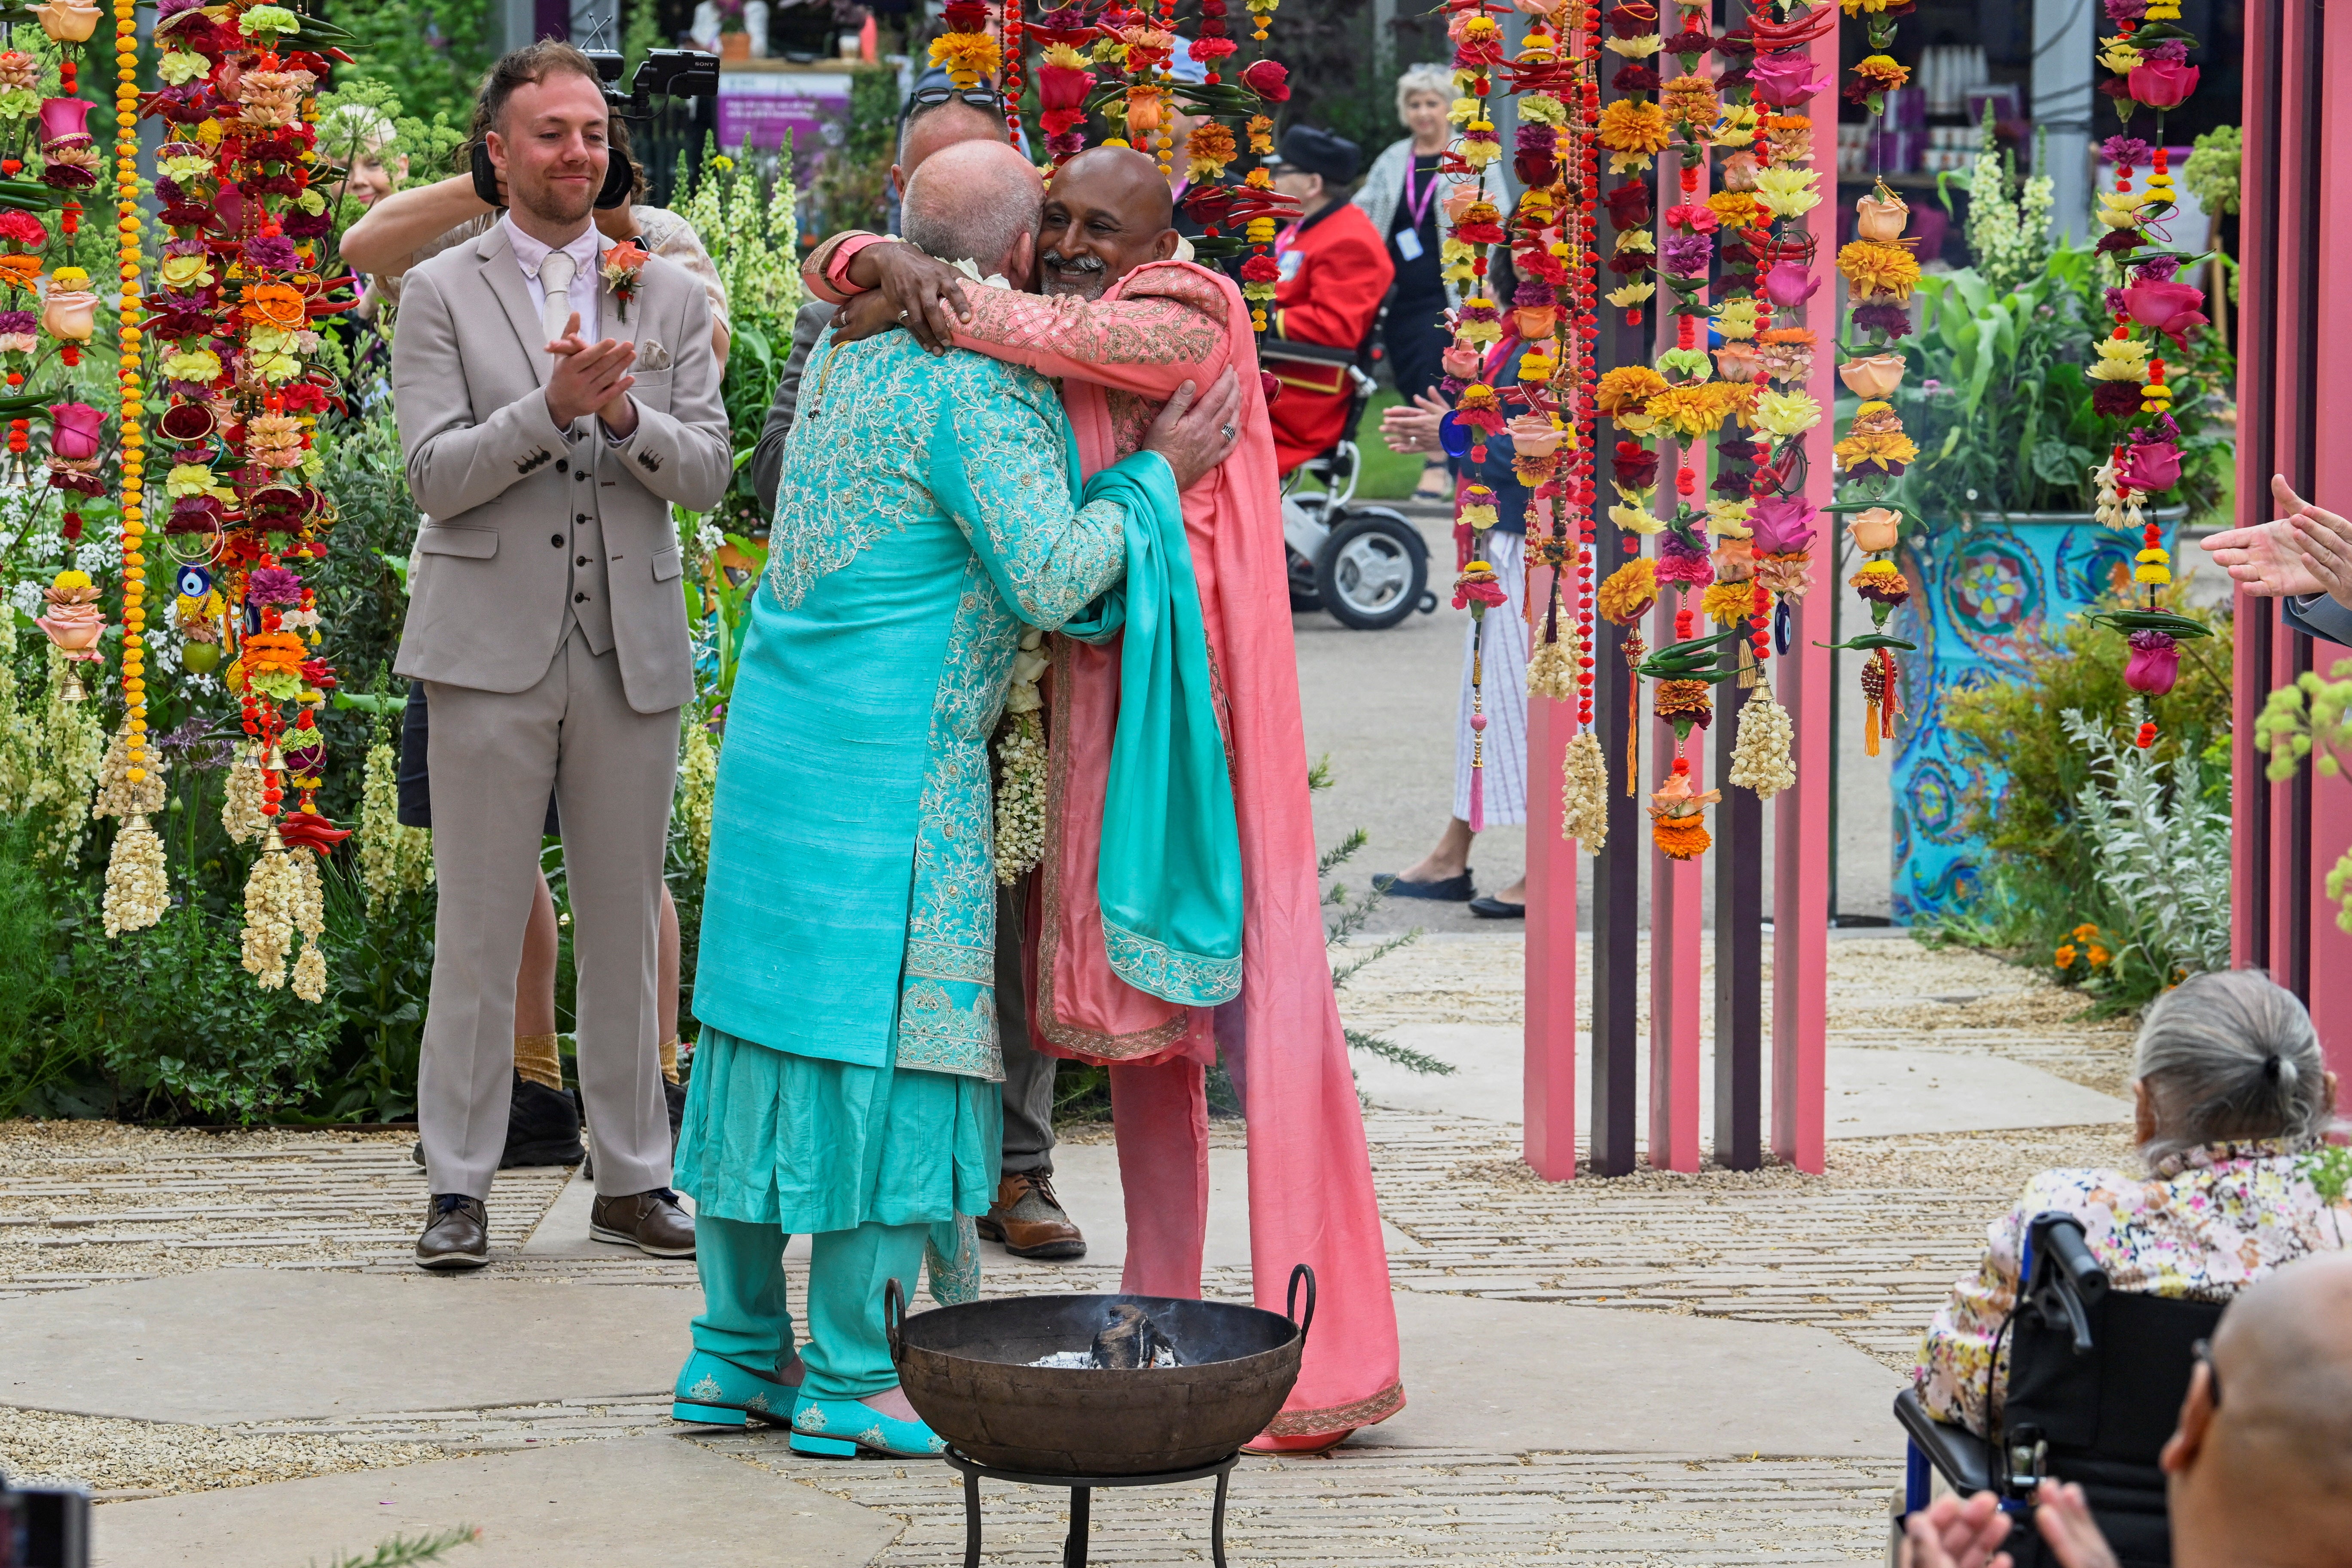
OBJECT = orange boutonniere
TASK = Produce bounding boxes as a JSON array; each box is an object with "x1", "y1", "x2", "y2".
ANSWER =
[
  {"x1": 241, "y1": 281, "x2": 308, "y2": 330},
  {"x1": 600, "y1": 240, "x2": 648, "y2": 322}
]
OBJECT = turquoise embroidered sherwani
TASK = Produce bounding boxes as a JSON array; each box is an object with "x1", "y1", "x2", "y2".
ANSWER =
[{"x1": 676, "y1": 328, "x2": 1174, "y2": 1405}]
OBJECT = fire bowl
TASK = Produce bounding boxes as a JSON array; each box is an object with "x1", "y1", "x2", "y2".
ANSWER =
[{"x1": 889, "y1": 1269, "x2": 1313, "y2": 1476}]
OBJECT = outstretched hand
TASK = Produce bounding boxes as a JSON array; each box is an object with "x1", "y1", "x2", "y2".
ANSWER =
[
  {"x1": 2279, "y1": 476, "x2": 2352, "y2": 607},
  {"x1": 1141, "y1": 370, "x2": 1244, "y2": 491}
]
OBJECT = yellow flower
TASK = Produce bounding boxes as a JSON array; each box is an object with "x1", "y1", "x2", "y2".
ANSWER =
[
  {"x1": 1701, "y1": 580, "x2": 1753, "y2": 623},
  {"x1": 1603, "y1": 31, "x2": 1664, "y2": 58},
  {"x1": 1597, "y1": 98, "x2": 1671, "y2": 156},
  {"x1": 2087, "y1": 945, "x2": 2111, "y2": 967},
  {"x1": 2089, "y1": 337, "x2": 2153, "y2": 382},
  {"x1": 1753, "y1": 388, "x2": 1823, "y2": 438},
  {"x1": 1706, "y1": 498, "x2": 1754, "y2": 536},
  {"x1": 1606, "y1": 280, "x2": 1656, "y2": 310},
  {"x1": 2055, "y1": 943, "x2": 2078, "y2": 969},
  {"x1": 2097, "y1": 190, "x2": 2148, "y2": 230},
  {"x1": 2096, "y1": 38, "x2": 2142, "y2": 73},
  {"x1": 1852, "y1": 54, "x2": 1910, "y2": 91},
  {"x1": 1837, "y1": 238, "x2": 1923, "y2": 302},
  {"x1": 1610, "y1": 502, "x2": 1665, "y2": 536},
  {"x1": 2071, "y1": 923, "x2": 2100, "y2": 942},
  {"x1": 1708, "y1": 190, "x2": 1765, "y2": 228},
  {"x1": 1711, "y1": 102, "x2": 1760, "y2": 148},
  {"x1": 1645, "y1": 381, "x2": 1747, "y2": 439},
  {"x1": 1594, "y1": 364, "x2": 1668, "y2": 416},
  {"x1": 1753, "y1": 166, "x2": 1822, "y2": 218},
  {"x1": 1841, "y1": 0, "x2": 1898, "y2": 11},
  {"x1": 160, "y1": 348, "x2": 222, "y2": 382},
  {"x1": 1713, "y1": 296, "x2": 1760, "y2": 340}
]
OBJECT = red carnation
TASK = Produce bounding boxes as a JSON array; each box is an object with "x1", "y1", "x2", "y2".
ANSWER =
[
  {"x1": 1240, "y1": 254, "x2": 1281, "y2": 283},
  {"x1": 1242, "y1": 59, "x2": 1289, "y2": 102}
]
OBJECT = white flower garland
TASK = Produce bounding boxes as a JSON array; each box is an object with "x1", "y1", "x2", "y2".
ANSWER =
[
  {"x1": 993, "y1": 629, "x2": 1050, "y2": 884},
  {"x1": 1728, "y1": 689, "x2": 1797, "y2": 799},
  {"x1": 1559, "y1": 731, "x2": 1610, "y2": 851}
]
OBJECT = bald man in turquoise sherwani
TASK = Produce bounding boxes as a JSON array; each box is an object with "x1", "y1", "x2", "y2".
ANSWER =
[{"x1": 667, "y1": 269, "x2": 1213, "y2": 1454}]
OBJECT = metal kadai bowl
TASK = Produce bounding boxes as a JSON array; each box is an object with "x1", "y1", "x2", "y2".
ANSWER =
[{"x1": 886, "y1": 1266, "x2": 1315, "y2": 1476}]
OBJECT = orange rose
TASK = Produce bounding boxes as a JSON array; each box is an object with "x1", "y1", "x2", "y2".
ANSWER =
[{"x1": 241, "y1": 282, "x2": 308, "y2": 330}]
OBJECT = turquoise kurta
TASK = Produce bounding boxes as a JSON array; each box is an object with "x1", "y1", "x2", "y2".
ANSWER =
[{"x1": 693, "y1": 330, "x2": 1162, "y2": 1083}]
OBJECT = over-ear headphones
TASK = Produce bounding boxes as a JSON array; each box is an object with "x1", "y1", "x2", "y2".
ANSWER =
[
  {"x1": 470, "y1": 141, "x2": 501, "y2": 206},
  {"x1": 467, "y1": 142, "x2": 635, "y2": 211}
]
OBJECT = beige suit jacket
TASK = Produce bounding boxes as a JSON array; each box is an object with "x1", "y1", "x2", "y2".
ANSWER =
[{"x1": 390, "y1": 221, "x2": 730, "y2": 714}]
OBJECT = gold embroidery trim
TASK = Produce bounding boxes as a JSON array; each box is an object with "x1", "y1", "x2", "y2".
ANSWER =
[{"x1": 1263, "y1": 1380, "x2": 1407, "y2": 1437}]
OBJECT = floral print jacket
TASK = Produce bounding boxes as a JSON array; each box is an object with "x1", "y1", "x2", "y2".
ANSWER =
[{"x1": 1914, "y1": 1139, "x2": 2352, "y2": 1435}]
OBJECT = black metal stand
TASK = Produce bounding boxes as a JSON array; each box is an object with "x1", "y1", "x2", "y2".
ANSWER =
[{"x1": 944, "y1": 1448, "x2": 1240, "y2": 1568}]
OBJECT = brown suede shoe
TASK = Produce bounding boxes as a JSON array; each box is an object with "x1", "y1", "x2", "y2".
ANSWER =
[
  {"x1": 416, "y1": 1194, "x2": 489, "y2": 1271},
  {"x1": 590, "y1": 1188, "x2": 696, "y2": 1258},
  {"x1": 977, "y1": 1171, "x2": 1087, "y2": 1260}
]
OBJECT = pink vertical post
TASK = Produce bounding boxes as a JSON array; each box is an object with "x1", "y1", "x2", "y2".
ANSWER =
[
  {"x1": 2309, "y1": 3, "x2": 2352, "y2": 1081},
  {"x1": 1525, "y1": 565, "x2": 1580, "y2": 1180},
  {"x1": 1647, "y1": 563, "x2": 1703, "y2": 1172},
  {"x1": 1769, "y1": 21, "x2": 1837, "y2": 1174},
  {"x1": 2228, "y1": 0, "x2": 2276, "y2": 975}
]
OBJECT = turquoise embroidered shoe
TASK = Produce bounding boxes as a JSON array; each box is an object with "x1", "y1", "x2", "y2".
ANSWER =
[
  {"x1": 787, "y1": 1394, "x2": 947, "y2": 1459},
  {"x1": 670, "y1": 1350, "x2": 804, "y2": 1427}
]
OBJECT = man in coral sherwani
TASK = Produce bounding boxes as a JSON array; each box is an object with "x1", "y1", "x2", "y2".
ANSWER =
[{"x1": 808, "y1": 147, "x2": 1402, "y2": 1449}]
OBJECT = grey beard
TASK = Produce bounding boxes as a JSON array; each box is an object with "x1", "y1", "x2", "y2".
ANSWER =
[{"x1": 1041, "y1": 251, "x2": 1108, "y2": 297}]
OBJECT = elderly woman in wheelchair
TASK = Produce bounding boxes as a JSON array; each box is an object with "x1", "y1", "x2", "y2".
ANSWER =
[{"x1": 1902, "y1": 970, "x2": 2347, "y2": 1567}]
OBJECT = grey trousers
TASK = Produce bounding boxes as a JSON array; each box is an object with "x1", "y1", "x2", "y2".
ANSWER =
[
  {"x1": 418, "y1": 628, "x2": 681, "y2": 1200},
  {"x1": 997, "y1": 883, "x2": 1058, "y2": 1177}
]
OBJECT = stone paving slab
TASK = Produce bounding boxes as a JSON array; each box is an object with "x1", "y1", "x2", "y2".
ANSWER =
[
  {"x1": 1360, "y1": 1025, "x2": 2128, "y2": 1139},
  {"x1": 91, "y1": 1434, "x2": 900, "y2": 1568},
  {"x1": 0, "y1": 1272, "x2": 691, "y2": 1425}
]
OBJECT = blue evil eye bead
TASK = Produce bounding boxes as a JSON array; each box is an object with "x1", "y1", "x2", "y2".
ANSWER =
[
  {"x1": 176, "y1": 564, "x2": 212, "y2": 599},
  {"x1": 1438, "y1": 411, "x2": 1473, "y2": 459}
]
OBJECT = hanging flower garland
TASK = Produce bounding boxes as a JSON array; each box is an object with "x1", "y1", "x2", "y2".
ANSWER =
[
  {"x1": 2083, "y1": 0, "x2": 2209, "y2": 748},
  {"x1": 929, "y1": 0, "x2": 1001, "y2": 91},
  {"x1": 149, "y1": 0, "x2": 355, "y2": 996},
  {"x1": 1819, "y1": 0, "x2": 1922, "y2": 761}
]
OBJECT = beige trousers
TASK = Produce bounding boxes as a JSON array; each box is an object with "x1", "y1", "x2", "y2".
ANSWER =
[{"x1": 419, "y1": 627, "x2": 681, "y2": 1200}]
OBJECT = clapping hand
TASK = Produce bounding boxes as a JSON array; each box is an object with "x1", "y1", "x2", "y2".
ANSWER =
[
  {"x1": 2199, "y1": 475, "x2": 2343, "y2": 601},
  {"x1": 545, "y1": 311, "x2": 639, "y2": 438},
  {"x1": 1896, "y1": 1491, "x2": 2015, "y2": 1568},
  {"x1": 1381, "y1": 389, "x2": 1452, "y2": 455}
]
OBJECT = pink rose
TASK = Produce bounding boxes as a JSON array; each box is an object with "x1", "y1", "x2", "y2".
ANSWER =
[
  {"x1": 1749, "y1": 51, "x2": 1831, "y2": 108},
  {"x1": 47, "y1": 401, "x2": 102, "y2": 461},
  {"x1": 2124, "y1": 629, "x2": 2180, "y2": 697},
  {"x1": 2122, "y1": 279, "x2": 2209, "y2": 346},
  {"x1": 1762, "y1": 261, "x2": 1821, "y2": 309},
  {"x1": 1748, "y1": 495, "x2": 1817, "y2": 556},
  {"x1": 36, "y1": 94, "x2": 88, "y2": 150},
  {"x1": 2126, "y1": 59, "x2": 2199, "y2": 110},
  {"x1": 2118, "y1": 438, "x2": 2182, "y2": 494}
]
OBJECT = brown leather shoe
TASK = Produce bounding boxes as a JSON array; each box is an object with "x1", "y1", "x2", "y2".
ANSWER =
[
  {"x1": 977, "y1": 1171, "x2": 1086, "y2": 1260},
  {"x1": 591, "y1": 1188, "x2": 696, "y2": 1258},
  {"x1": 416, "y1": 1194, "x2": 489, "y2": 1271}
]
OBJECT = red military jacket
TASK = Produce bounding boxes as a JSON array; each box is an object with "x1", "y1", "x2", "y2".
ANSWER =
[{"x1": 1266, "y1": 199, "x2": 1394, "y2": 474}]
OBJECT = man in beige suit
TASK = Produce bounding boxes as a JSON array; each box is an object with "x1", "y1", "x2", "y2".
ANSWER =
[{"x1": 392, "y1": 41, "x2": 730, "y2": 1270}]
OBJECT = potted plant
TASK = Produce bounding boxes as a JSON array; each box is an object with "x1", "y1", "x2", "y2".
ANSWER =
[
  {"x1": 1865, "y1": 131, "x2": 2234, "y2": 921},
  {"x1": 715, "y1": 0, "x2": 751, "y2": 61}
]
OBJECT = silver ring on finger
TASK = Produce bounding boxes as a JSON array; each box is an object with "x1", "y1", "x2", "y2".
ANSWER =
[{"x1": 1220, "y1": 423, "x2": 1237, "y2": 442}]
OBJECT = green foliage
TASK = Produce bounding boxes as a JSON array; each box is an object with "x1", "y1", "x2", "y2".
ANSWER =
[
  {"x1": 326, "y1": 0, "x2": 496, "y2": 140},
  {"x1": 2253, "y1": 656, "x2": 2352, "y2": 935},
  {"x1": 1886, "y1": 248, "x2": 2235, "y2": 526},
  {"x1": 0, "y1": 824, "x2": 78, "y2": 1116},
  {"x1": 320, "y1": 1527, "x2": 481, "y2": 1568},
  {"x1": 2055, "y1": 702, "x2": 2232, "y2": 998},
  {"x1": 1933, "y1": 599, "x2": 2233, "y2": 1008},
  {"x1": 806, "y1": 69, "x2": 901, "y2": 243},
  {"x1": 2181, "y1": 125, "x2": 2241, "y2": 218},
  {"x1": 621, "y1": 0, "x2": 662, "y2": 82}
]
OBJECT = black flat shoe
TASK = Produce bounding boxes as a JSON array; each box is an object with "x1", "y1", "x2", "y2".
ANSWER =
[
  {"x1": 1467, "y1": 896, "x2": 1526, "y2": 920},
  {"x1": 1371, "y1": 870, "x2": 1475, "y2": 902}
]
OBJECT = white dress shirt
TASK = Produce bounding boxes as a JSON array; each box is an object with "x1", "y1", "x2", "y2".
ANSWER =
[{"x1": 503, "y1": 213, "x2": 602, "y2": 345}]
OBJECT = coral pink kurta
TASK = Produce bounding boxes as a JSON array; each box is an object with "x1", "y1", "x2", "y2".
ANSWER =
[{"x1": 805, "y1": 241, "x2": 1404, "y2": 1437}]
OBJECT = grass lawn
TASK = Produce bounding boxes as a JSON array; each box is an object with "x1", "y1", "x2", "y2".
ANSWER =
[{"x1": 1292, "y1": 388, "x2": 1433, "y2": 501}]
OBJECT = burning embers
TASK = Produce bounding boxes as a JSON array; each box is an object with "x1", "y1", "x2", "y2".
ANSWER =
[{"x1": 1028, "y1": 1302, "x2": 1182, "y2": 1369}]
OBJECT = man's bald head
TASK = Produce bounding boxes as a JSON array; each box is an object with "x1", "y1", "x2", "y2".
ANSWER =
[
  {"x1": 901, "y1": 139, "x2": 1045, "y2": 282},
  {"x1": 2164, "y1": 1253, "x2": 2352, "y2": 1567},
  {"x1": 1036, "y1": 145, "x2": 1181, "y2": 299}
]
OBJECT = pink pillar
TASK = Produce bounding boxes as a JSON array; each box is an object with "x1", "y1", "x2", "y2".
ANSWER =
[
  {"x1": 1524, "y1": 568, "x2": 1580, "y2": 1179},
  {"x1": 2309, "y1": 1, "x2": 2352, "y2": 1079},
  {"x1": 1767, "y1": 24, "x2": 1839, "y2": 1175},
  {"x1": 1647, "y1": 572, "x2": 1704, "y2": 1171}
]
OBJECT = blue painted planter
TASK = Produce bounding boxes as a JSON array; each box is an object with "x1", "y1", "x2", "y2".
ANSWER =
[{"x1": 1885, "y1": 511, "x2": 2181, "y2": 924}]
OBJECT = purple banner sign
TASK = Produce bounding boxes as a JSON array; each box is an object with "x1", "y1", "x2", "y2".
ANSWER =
[{"x1": 715, "y1": 69, "x2": 855, "y2": 179}]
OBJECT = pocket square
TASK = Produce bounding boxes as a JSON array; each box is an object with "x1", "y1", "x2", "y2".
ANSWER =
[{"x1": 637, "y1": 338, "x2": 672, "y2": 372}]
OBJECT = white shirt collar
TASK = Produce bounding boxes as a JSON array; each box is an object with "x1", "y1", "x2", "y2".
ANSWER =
[{"x1": 502, "y1": 214, "x2": 602, "y2": 281}]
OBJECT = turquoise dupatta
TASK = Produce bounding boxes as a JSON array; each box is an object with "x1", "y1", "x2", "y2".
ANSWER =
[{"x1": 1063, "y1": 457, "x2": 1243, "y2": 1006}]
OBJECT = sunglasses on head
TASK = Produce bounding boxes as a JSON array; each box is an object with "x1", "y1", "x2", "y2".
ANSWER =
[{"x1": 904, "y1": 85, "x2": 1004, "y2": 116}]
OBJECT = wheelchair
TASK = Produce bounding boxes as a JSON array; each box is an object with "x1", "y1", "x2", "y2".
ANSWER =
[
  {"x1": 1894, "y1": 1212, "x2": 2223, "y2": 1568},
  {"x1": 1273, "y1": 340, "x2": 1434, "y2": 633}
]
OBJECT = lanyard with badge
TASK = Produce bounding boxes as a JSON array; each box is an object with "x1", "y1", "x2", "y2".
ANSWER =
[
  {"x1": 1393, "y1": 156, "x2": 1438, "y2": 263},
  {"x1": 1274, "y1": 219, "x2": 1305, "y2": 284}
]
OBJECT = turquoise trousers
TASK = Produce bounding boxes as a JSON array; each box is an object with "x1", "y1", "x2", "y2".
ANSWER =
[{"x1": 690, "y1": 1213, "x2": 928, "y2": 1400}]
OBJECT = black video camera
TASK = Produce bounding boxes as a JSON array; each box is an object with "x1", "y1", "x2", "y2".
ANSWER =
[
  {"x1": 0, "y1": 1470, "x2": 91, "y2": 1568},
  {"x1": 470, "y1": 49, "x2": 721, "y2": 210}
]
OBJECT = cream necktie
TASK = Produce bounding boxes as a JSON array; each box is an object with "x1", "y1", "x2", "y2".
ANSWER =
[{"x1": 539, "y1": 248, "x2": 577, "y2": 345}]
